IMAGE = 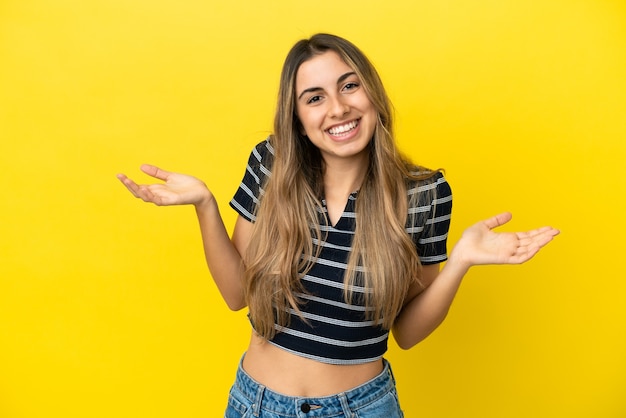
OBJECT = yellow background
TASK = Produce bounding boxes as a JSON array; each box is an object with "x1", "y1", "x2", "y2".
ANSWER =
[{"x1": 1, "y1": 0, "x2": 625, "y2": 417}]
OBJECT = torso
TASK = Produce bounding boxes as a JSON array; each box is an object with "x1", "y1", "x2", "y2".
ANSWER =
[
  {"x1": 230, "y1": 140, "x2": 452, "y2": 396},
  {"x1": 242, "y1": 333, "x2": 384, "y2": 397}
]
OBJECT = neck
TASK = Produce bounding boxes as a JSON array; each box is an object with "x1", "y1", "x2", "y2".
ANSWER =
[{"x1": 322, "y1": 153, "x2": 369, "y2": 198}]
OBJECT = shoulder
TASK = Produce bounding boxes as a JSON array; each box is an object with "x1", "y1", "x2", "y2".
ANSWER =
[
  {"x1": 230, "y1": 138, "x2": 275, "y2": 221},
  {"x1": 407, "y1": 170, "x2": 452, "y2": 205},
  {"x1": 405, "y1": 171, "x2": 452, "y2": 258},
  {"x1": 249, "y1": 137, "x2": 275, "y2": 166},
  {"x1": 243, "y1": 137, "x2": 275, "y2": 184}
]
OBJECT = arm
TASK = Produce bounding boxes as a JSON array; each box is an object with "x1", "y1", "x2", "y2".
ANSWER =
[
  {"x1": 392, "y1": 212, "x2": 559, "y2": 349},
  {"x1": 117, "y1": 164, "x2": 249, "y2": 310},
  {"x1": 195, "y1": 204, "x2": 250, "y2": 311}
]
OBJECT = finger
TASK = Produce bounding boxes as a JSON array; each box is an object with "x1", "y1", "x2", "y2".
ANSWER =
[
  {"x1": 532, "y1": 229, "x2": 559, "y2": 248},
  {"x1": 122, "y1": 180, "x2": 159, "y2": 204},
  {"x1": 482, "y1": 212, "x2": 513, "y2": 230},
  {"x1": 135, "y1": 184, "x2": 170, "y2": 205},
  {"x1": 116, "y1": 173, "x2": 169, "y2": 205},
  {"x1": 516, "y1": 227, "x2": 560, "y2": 243},
  {"x1": 116, "y1": 174, "x2": 142, "y2": 198},
  {"x1": 526, "y1": 226, "x2": 560, "y2": 236},
  {"x1": 513, "y1": 230, "x2": 559, "y2": 261},
  {"x1": 140, "y1": 164, "x2": 172, "y2": 181}
]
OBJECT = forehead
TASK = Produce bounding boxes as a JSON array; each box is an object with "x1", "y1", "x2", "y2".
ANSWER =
[{"x1": 295, "y1": 51, "x2": 355, "y2": 91}]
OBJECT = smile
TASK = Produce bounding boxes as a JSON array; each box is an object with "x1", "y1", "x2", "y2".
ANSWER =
[{"x1": 327, "y1": 119, "x2": 360, "y2": 136}]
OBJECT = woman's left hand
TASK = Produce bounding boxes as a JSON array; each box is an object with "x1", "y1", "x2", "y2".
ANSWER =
[{"x1": 449, "y1": 212, "x2": 559, "y2": 269}]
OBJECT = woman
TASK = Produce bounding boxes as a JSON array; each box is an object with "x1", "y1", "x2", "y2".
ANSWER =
[{"x1": 117, "y1": 33, "x2": 558, "y2": 417}]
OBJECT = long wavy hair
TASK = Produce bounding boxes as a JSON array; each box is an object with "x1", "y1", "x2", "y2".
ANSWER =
[{"x1": 245, "y1": 33, "x2": 434, "y2": 339}]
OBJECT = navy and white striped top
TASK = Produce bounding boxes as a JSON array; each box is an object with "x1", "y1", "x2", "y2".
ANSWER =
[{"x1": 230, "y1": 139, "x2": 452, "y2": 365}]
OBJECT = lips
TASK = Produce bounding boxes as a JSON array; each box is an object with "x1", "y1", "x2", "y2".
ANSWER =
[{"x1": 327, "y1": 119, "x2": 360, "y2": 136}]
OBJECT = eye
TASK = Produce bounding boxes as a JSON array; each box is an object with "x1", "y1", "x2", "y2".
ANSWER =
[
  {"x1": 306, "y1": 95, "x2": 322, "y2": 105},
  {"x1": 343, "y1": 82, "x2": 360, "y2": 91}
]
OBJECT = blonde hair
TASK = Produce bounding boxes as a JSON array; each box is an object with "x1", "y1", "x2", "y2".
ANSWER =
[{"x1": 245, "y1": 34, "x2": 436, "y2": 339}]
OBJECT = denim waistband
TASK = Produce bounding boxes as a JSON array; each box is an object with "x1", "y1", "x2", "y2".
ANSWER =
[{"x1": 232, "y1": 356, "x2": 396, "y2": 417}]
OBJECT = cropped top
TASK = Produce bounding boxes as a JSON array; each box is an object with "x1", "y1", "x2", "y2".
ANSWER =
[{"x1": 229, "y1": 139, "x2": 453, "y2": 365}]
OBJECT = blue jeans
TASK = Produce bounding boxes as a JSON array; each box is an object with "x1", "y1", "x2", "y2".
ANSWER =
[{"x1": 224, "y1": 357, "x2": 404, "y2": 417}]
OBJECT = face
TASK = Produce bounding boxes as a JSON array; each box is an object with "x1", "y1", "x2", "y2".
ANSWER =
[{"x1": 295, "y1": 51, "x2": 377, "y2": 167}]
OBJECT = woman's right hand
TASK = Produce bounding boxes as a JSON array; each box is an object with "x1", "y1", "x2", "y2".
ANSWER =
[{"x1": 116, "y1": 164, "x2": 213, "y2": 207}]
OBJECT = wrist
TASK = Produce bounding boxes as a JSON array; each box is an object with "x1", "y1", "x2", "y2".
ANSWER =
[
  {"x1": 445, "y1": 249, "x2": 472, "y2": 275},
  {"x1": 194, "y1": 193, "x2": 217, "y2": 212}
]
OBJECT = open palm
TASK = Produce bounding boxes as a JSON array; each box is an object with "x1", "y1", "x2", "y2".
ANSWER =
[
  {"x1": 116, "y1": 164, "x2": 212, "y2": 206},
  {"x1": 452, "y1": 212, "x2": 559, "y2": 267}
]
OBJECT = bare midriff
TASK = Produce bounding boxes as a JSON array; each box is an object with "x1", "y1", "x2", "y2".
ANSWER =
[{"x1": 242, "y1": 333, "x2": 384, "y2": 397}]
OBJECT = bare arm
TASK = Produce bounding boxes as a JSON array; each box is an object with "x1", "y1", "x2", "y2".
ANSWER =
[
  {"x1": 117, "y1": 164, "x2": 249, "y2": 310},
  {"x1": 194, "y1": 203, "x2": 250, "y2": 311},
  {"x1": 392, "y1": 212, "x2": 559, "y2": 349}
]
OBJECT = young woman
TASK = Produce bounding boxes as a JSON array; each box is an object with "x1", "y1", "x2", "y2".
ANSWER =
[{"x1": 117, "y1": 34, "x2": 558, "y2": 417}]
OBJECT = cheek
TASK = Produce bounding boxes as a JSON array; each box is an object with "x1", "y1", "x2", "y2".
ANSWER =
[
  {"x1": 295, "y1": 106, "x2": 307, "y2": 129},
  {"x1": 295, "y1": 113, "x2": 307, "y2": 135},
  {"x1": 297, "y1": 110, "x2": 318, "y2": 132},
  {"x1": 296, "y1": 119, "x2": 307, "y2": 135}
]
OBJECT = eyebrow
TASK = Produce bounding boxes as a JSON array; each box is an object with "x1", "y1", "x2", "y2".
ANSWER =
[{"x1": 297, "y1": 71, "x2": 357, "y2": 100}]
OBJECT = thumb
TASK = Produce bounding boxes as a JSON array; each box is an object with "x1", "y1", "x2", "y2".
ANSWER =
[
  {"x1": 140, "y1": 164, "x2": 172, "y2": 181},
  {"x1": 482, "y1": 212, "x2": 513, "y2": 230}
]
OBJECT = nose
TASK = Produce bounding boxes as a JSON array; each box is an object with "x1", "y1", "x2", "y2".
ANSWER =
[{"x1": 327, "y1": 95, "x2": 350, "y2": 118}]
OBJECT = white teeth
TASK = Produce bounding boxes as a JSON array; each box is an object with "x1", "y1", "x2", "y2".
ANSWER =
[{"x1": 328, "y1": 120, "x2": 358, "y2": 135}]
